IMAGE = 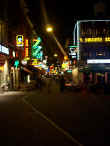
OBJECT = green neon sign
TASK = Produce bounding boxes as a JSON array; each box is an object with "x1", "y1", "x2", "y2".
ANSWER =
[
  {"x1": 32, "y1": 46, "x2": 42, "y2": 57},
  {"x1": 14, "y1": 60, "x2": 19, "y2": 68},
  {"x1": 67, "y1": 70, "x2": 72, "y2": 73},
  {"x1": 32, "y1": 37, "x2": 42, "y2": 49},
  {"x1": 69, "y1": 45, "x2": 78, "y2": 48}
]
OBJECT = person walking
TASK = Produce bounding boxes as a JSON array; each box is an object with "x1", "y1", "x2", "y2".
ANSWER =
[
  {"x1": 47, "y1": 78, "x2": 52, "y2": 93},
  {"x1": 59, "y1": 75, "x2": 65, "y2": 92}
]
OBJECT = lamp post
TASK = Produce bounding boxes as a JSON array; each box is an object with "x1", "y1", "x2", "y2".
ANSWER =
[{"x1": 46, "y1": 25, "x2": 68, "y2": 58}]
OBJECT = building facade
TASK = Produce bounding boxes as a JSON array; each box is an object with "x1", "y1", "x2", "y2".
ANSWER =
[
  {"x1": 73, "y1": 20, "x2": 110, "y2": 84},
  {"x1": 0, "y1": 20, "x2": 10, "y2": 90}
]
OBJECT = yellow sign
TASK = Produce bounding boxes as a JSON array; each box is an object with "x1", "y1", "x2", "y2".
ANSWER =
[
  {"x1": 85, "y1": 37, "x2": 102, "y2": 42},
  {"x1": 16, "y1": 35, "x2": 24, "y2": 47},
  {"x1": 80, "y1": 37, "x2": 110, "y2": 43},
  {"x1": 32, "y1": 59, "x2": 38, "y2": 66},
  {"x1": 105, "y1": 37, "x2": 110, "y2": 42},
  {"x1": 24, "y1": 57, "x2": 30, "y2": 61},
  {"x1": 0, "y1": 66, "x2": 4, "y2": 71},
  {"x1": 80, "y1": 38, "x2": 83, "y2": 42}
]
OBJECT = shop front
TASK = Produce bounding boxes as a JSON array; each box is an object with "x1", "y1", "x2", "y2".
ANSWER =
[
  {"x1": 0, "y1": 44, "x2": 10, "y2": 90},
  {"x1": 79, "y1": 64, "x2": 110, "y2": 84},
  {"x1": 0, "y1": 55, "x2": 10, "y2": 90}
]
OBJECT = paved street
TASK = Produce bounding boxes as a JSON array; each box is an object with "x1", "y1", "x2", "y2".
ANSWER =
[
  {"x1": 0, "y1": 80, "x2": 110, "y2": 146},
  {"x1": 23, "y1": 81, "x2": 110, "y2": 146},
  {"x1": 0, "y1": 91, "x2": 79, "y2": 146}
]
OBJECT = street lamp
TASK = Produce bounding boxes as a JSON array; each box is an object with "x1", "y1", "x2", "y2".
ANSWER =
[
  {"x1": 46, "y1": 24, "x2": 67, "y2": 57},
  {"x1": 46, "y1": 25, "x2": 53, "y2": 32}
]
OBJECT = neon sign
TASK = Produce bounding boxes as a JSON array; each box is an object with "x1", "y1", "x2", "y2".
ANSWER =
[
  {"x1": 31, "y1": 37, "x2": 43, "y2": 60},
  {"x1": 24, "y1": 39, "x2": 29, "y2": 57},
  {"x1": 105, "y1": 37, "x2": 110, "y2": 42},
  {"x1": 85, "y1": 37, "x2": 102, "y2": 42},
  {"x1": 32, "y1": 37, "x2": 41, "y2": 49},
  {"x1": 32, "y1": 59, "x2": 38, "y2": 66},
  {"x1": 14, "y1": 60, "x2": 19, "y2": 68},
  {"x1": 16, "y1": 35, "x2": 24, "y2": 47},
  {"x1": 80, "y1": 37, "x2": 110, "y2": 43}
]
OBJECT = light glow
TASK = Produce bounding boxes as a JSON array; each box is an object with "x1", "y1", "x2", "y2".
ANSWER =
[
  {"x1": 32, "y1": 59, "x2": 38, "y2": 66},
  {"x1": 25, "y1": 39, "x2": 29, "y2": 57},
  {"x1": 80, "y1": 37, "x2": 110, "y2": 43},
  {"x1": 69, "y1": 52, "x2": 76, "y2": 55},
  {"x1": 27, "y1": 75, "x2": 31, "y2": 83},
  {"x1": 0, "y1": 45, "x2": 9, "y2": 55},
  {"x1": 105, "y1": 37, "x2": 110, "y2": 42},
  {"x1": 87, "y1": 59, "x2": 110, "y2": 64},
  {"x1": 46, "y1": 27, "x2": 53, "y2": 32},
  {"x1": 32, "y1": 37, "x2": 41, "y2": 49},
  {"x1": 14, "y1": 60, "x2": 19, "y2": 68},
  {"x1": 85, "y1": 37, "x2": 102, "y2": 42},
  {"x1": 21, "y1": 60, "x2": 27, "y2": 65},
  {"x1": 54, "y1": 53, "x2": 58, "y2": 57},
  {"x1": 13, "y1": 51, "x2": 15, "y2": 57},
  {"x1": 0, "y1": 66, "x2": 4, "y2": 71},
  {"x1": 16, "y1": 35, "x2": 24, "y2": 47}
]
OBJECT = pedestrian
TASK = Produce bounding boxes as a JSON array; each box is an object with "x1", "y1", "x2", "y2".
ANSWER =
[
  {"x1": 36, "y1": 76, "x2": 42, "y2": 90},
  {"x1": 47, "y1": 78, "x2": 52, "y2": 93},
  {"x1": 59, "y1": 75, "x2": 65, "y2": 92}
]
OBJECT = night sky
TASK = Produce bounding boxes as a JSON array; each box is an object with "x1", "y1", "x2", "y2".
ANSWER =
[{"x1": 25, "y1": 0, "x2": 110, "y2": 45}]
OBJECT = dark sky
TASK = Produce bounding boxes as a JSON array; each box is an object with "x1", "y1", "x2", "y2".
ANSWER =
[{"x1": 25, "y1": 0, "x2": 110, "y2": 43}]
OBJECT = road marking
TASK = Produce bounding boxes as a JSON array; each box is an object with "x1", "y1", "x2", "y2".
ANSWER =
[{"x1": 22, "y1": 98, "x2": 83, "y2": 146}]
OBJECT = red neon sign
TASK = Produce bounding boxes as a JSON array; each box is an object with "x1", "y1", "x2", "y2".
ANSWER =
[{"x1": 24, "y1": 39, "x2": 29, "y2": 57}]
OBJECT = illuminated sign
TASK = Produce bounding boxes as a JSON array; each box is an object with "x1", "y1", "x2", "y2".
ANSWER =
[
  {"x1": 105, "y1": 37, "x2": 110, "y2": 42},
  {"x1": 69, "y1": 45, "x2": 78, "y2": 48},
  {"x1": 13, "y1": 51, "x2": 15, "y2": 57},
  {"x1": 21, "y1": 60, "x2": 27, "y2": 65},
  {"x1": 36, "y1": 51, "x2": 43, "y2": 60},
  {"x1": 69, "y1": 52, "x2": 76, "y2": 55},
  {"x1": 16, "y1": 35, "x2": 24, "y2": 47},
  {"x1": 72, "y1": 56, "x2": 77, "y2": 59},
  {"x1": 64, "y1": 56, "x2": 68, "y2": 60},
  {"x1": 67, "y1": 70, "x2": 72, "y2": 73},
  {"x1": 24, "y1": 39, "x2": 29, "y2": 57},
  {"x1": 32, "y1": 37, "x2": 42, "y2": 49},
  {"x1": 32, "y1": 46, "x2": 42, "y2": 57},
  {"x1": 85, "y1": 37, "x2": 102, "y2": 42},
  {"x1": 87, "y1": 59, "x2": 110, "y2": 64},
  {"x1": 62, "y1": 61, "x2": 69, "y2": 70},
  {"x1": 31, "y1": 37, "x2": 43, "y2": 60},
  {"x1": 0, "y1": 66, "x2": 4, "y2": 71},
  {"x1": 80, "y1": 37, "x2": 110, "y2": 43},
  {"x1": 32, "y1": 59, "x2": 38, "y2": 65},
  {"x1": 43, "y1": 60, "x2": 47, "y2": 64},
  {"x1": 14, "y1": 60, "x2": 19, "y2": 68},
  {"x1": 24, "y1": 57, "x2": 30, "y2": 60},
  {"x1": 0, "y1": 45, "x2": 9, "y2": 55}
]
